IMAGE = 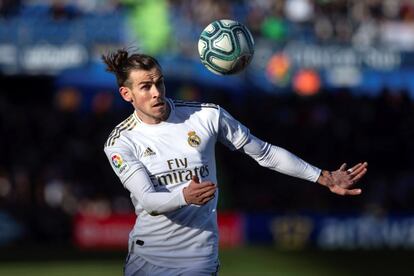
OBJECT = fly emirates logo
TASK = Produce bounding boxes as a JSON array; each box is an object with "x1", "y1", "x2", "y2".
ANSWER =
[{"x1": 150, "y1": 157, "x2": 209, "y2": 187}]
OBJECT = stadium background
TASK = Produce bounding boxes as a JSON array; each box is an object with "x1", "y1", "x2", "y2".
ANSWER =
[{"x1": 1, "y1": 0, "x2": 414, "y2": 275}]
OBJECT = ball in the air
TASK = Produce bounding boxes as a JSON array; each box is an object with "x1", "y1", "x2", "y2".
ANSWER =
[{"x1": 198, "y1": 19, "x2": 254, "y2": 75}]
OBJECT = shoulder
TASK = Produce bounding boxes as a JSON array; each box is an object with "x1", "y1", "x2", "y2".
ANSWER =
[
  {"x1": 104, "y1": 113, "x2": 138, "y2": 148},
  {"x1": 171, "y1": 99, "x2": 219, "y2": 111},
  {"x1": 171, "y1": 99, "x2": 221, "y2": 124}
]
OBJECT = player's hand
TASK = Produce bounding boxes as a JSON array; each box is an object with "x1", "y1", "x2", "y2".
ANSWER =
[
  {"x1": 317, "y1": 162, "x2": 368, "y2": 196},
  {"x1": 183, "y1": 176, "x2": 216, "y2": 205}
]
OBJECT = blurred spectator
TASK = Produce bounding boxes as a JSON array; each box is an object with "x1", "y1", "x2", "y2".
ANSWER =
[
  {"x1": 55, "y1": 87, "x2": 82, "y2": 112},
  {"x1": 75, "y1": 0, "x2": 122, "y2": 14},
  {"x1": 0, "y1": 0, "x2": 21, "y2": 18},
  {"x1": 122, "y1": 0, "x2": 172, "y2": 55},
  {"x1": 0, "y1": 169, "x2": 11, "y2": 202},
  {"x1": 49, "y1": 0, "x2": 79, "y2": 21},
  {"x1": 284, "y1": 0, "x2": 313, "y2": 23}
]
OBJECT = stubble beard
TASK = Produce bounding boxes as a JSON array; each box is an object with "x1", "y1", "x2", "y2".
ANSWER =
[
  {"x1": 158, "y1": 102, "x2": 170, "y2": 121},
  {"x1": 137, "y1": 102, "x2": 170, "y2": 124}
]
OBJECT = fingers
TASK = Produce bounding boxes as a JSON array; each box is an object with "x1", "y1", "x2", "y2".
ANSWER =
[
  {"x1": 347, "y1": 162, "x2": 368, "y2": 174},
  {"x1": 192, "y1": 175, "x2": 200, "y2": 184},
  {"x1": 196, "y1": 182, "x2": 216, "y2": 194},
  {"x1": 200, "y1": 194, "x2": 215, "y2": 204},
  {"x1": 351, "y1": 167, "x2": 368, "y2": 183},
  {"x1": 344, "y1": 188, "x2": 362, "y2": 196},
  {"x1": 339, "y1": 163, "x2": 347, "y2": 171},
  {"x1": 347, "y1": 162, "x2": 368, "y2": 182},
  {"x1": 324, "y1": 162, "x2": 367, "y2": 196},
  {"x1": 189, "y1": 179, "x2": 215, "y2": 190},
  {"x1": 331, "y1": 185, "x2": 362, "y2": 196},
  {"x1": 198, "y1": 188, "x2": 216, "y2": 203},
  {"x1": 185, "y1": 177, "x2": 217, "y2": 205},
  {"x1": 192, "y1": 188, "x2": 216, "y2": 205}
]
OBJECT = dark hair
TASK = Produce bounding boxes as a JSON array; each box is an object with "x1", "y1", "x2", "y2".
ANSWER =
[{"x1": 102, "y1": 49, "x2": 161, "y2": 87}]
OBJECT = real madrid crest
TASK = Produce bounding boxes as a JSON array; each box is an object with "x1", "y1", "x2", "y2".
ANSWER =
[{"x1": 187, "y1": 131, "x2": 201, "y2": 147}]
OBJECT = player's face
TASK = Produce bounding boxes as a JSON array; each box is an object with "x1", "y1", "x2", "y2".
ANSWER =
[{"x1": 120, "y1": 67, "x2": 169, "y2": 124}]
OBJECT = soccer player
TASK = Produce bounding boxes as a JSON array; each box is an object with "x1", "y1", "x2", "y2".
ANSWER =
[{"x1": 102, "y1": 49, "x2": 368, "y2": 276}]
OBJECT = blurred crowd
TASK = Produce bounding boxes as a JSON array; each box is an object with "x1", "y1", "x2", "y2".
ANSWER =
[
  {"x1": 1, "y1": 75, "x2": 414, "y2": 242},
  {"x1": 0, "y1": 78, "x2": 135, "y2": 242},
  {"x1": 1, "y1": 0, "x2": 414, "y2": 244},
  {"x1": 1, "y1": 0, "x2": 414, "y2": 53},
  {"x1": 170, "y1": 0, "x2": 414, "y2": 49},
  {"x1": 169, "y1": 0, "x2": 414, "y2": 54},
  {"x1": 0, "y1": 0, "x2": 123, "y2": 18}
]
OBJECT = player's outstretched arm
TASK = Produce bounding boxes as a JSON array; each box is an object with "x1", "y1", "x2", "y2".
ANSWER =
[
  {"x1": 240, "y1": 134, "x2": 368, "y2": 195},
  {"x1": 241, "y1": 135, "x2": 322, "y2": 182},
  {"x1": 317, "y1": 162, "x2": 368, "y2": 196}
]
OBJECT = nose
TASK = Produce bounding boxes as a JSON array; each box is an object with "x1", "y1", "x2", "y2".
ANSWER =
[
  {"x1": 151, "y1": 90, "x2": 159, "y2": 99},
  {"x1": 151, "y1": 85, "x2": 162, "y2": 98}
]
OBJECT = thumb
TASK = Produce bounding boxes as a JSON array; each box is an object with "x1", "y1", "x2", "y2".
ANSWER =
[
  {"x1": 192, "y1": 175, "x2": 200, "y2": 184},
  {"x1": 339, "y1": 163, "x2": 347, "y2": 171}
]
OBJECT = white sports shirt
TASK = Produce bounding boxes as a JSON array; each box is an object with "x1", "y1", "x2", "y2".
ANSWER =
[{"x1": 104, "y1": 98, "x2": 321, "y2": 268}]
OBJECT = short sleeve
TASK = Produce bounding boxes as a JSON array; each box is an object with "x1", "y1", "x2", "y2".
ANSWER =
[
  {"x1": 104, "y1": 140, "x2": 143, "y2": 184},
  {"x1": 218, "y1": 107, "x2": 250, "y2": 151}
]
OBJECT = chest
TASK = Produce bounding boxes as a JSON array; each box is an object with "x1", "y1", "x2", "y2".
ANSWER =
[{"x1": 132, "y1": 122, "x2": 217, "y2": 175}]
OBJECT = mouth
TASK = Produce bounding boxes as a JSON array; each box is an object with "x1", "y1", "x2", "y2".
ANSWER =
[{"x1": 152, "y1": 102, "x2": 165, "y2": 108}]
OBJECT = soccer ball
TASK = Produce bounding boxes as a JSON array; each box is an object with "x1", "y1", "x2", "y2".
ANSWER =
[{"x1": 198, "y1": 19, "x2": 254, "y2": 75}]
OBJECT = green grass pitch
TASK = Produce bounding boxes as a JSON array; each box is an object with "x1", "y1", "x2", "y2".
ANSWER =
[{"x1": 0, "y1": 246, "x2": 412, "y2": 276}]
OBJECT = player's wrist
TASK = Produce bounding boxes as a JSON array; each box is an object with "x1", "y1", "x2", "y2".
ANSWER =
[
  {"x1": 317, "y1": 170, "x2": 331, "y2": 186},
  {"x1": 180, "y1": 187, "x2": 189, "y2": 206}
]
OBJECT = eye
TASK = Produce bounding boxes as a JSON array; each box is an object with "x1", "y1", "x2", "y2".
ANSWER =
[{"x1": 141, "y1": 85, "x2": 151, "y2": 90}]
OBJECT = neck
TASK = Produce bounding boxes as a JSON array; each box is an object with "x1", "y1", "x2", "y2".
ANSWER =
[{"x1": 135, "y1": 102, "x2": 170, "y2": 124}]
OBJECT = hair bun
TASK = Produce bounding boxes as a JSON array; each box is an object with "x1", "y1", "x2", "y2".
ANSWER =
[
  {"x1": 101, "y1": 48, "x2": 160, "y2": 87},
  {"x1": 113, "y1": 50, "x2": 129, "y2": 72},
  {"x1": 102, "y1": 49, "x2": 129, "y2": 73}
]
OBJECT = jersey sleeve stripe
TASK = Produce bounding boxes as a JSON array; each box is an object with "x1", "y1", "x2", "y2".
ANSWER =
[
  {"x1": 174, "y1": 103, "x2": 218, "y2": 110},
  {"x1": 107, "y1": 120, "x2": 137, "y2": 147},
  {"x1": 106, "y1": 115, "x2": 134, "y2": 146},
  {"x1": 105, "y1": 115, "x2": 136, "y2": 147}
]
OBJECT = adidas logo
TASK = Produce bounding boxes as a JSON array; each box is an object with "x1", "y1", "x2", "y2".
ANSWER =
[{"x1": 143, "y1": 147, "x2": 156, "y2": 157}]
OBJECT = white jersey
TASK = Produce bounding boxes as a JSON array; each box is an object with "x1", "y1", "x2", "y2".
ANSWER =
[{"x1": 104, "y1": 98, "x2": 249, "y2": 268}]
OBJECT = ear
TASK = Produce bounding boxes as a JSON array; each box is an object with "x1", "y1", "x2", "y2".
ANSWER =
[{"x1": 119, "y1": 86, "x2": 133, "y2": 102}]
